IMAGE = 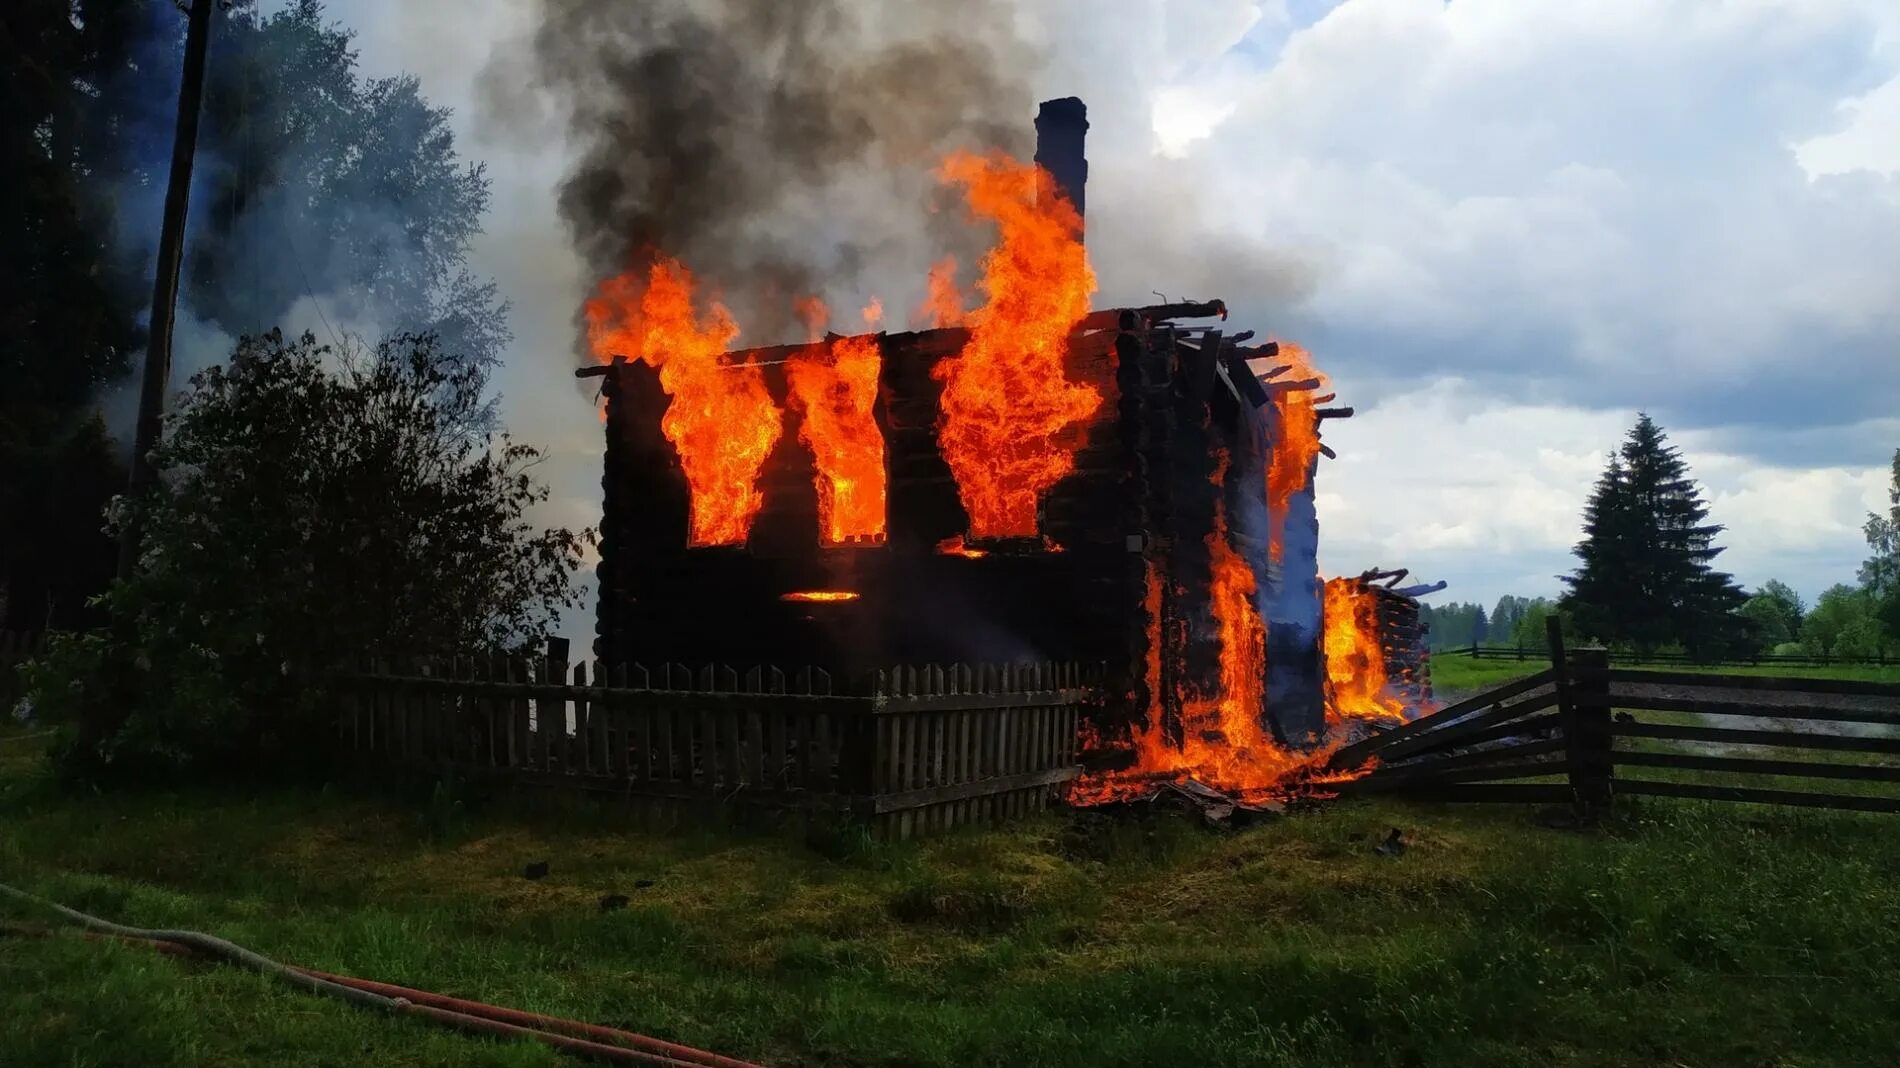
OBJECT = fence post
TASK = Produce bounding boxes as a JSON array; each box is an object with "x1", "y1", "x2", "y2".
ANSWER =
[
  {"x1": 1549, "y1": 616, "x2": 1612, "y2": 822},
  {"x1": 542, "y1": 637, "x2": 570, "y2": 773},
  {"x1": 1571, "y1": 649, "x2": 1612, "y2": 820}
]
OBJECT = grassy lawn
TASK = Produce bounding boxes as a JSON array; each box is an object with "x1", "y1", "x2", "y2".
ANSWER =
[
  {"x1": 4, "y1": 722, "x2": 1900, "y2": 1067},
  {"x1": 1430, "y1": 651, "x2": 1900, "y2": 694}
]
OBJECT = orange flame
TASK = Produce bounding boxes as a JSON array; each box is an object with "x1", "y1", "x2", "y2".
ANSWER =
[
  {"x1": 915, "y1": 255, "x2": 966, "y2": 328},
  {"x1": 1070, "y1": 453, "x2": 1347, "y2": 805},
  {"x1": 585, "y1": 259, "x2": 781, "y2": 546},
  {"x1": 787, "y1": 301, "x2": 887, "y2": 545},
  {"x1": 932, "y1": 152, "x2": 1101, "y2": 539},
  {"x1": 935, "y1": 534, "x2": 989, "y2": 559},
  {"x1": 1323, "y1": 578, "x2": 1406, "y2": 722},
  {"x1": 1265, "y1": 340, "x2": 1327, "y2": 563},
  {"x1": 781, "y1": 590, "x2": 859, "y2": 603}
]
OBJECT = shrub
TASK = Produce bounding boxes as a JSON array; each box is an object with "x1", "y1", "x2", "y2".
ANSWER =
[{"x1": 29, "y1": 331, "x2": 589, "y2": 784}]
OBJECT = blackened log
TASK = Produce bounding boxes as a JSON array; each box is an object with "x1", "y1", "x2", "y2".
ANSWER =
[
  {"x1": 1225, "y1": 350, "x2": 1270, "y2": 407},
  {"x1": 1263, "y1": 377, "x2": 1323, "y2": 394},
  {"x1": 1078, "y1": 300, "x2": 1226, "y2": 330}
]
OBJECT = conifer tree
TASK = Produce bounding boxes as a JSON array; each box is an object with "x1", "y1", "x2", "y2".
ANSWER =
[{"x1": 1561, "y1": 414, "x2": 1748, "y2": 656}]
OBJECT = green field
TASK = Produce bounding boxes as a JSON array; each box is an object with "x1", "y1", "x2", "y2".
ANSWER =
[
  {"x1": 4, "y1": 719, "x2": 1900, "y2": 1068},
  {"x1": 1429, "y1": 651, "x2": 1900, "y2": 695}
]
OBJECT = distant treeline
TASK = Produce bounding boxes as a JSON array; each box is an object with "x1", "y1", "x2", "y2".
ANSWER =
[{"x1": 1418, "y1": 596, "x2": 1557, "y2": 652}]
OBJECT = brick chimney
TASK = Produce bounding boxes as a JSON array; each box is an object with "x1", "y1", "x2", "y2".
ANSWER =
[{"x1": 1034, "y1": 97, "x2": 1089, "y2": 230}]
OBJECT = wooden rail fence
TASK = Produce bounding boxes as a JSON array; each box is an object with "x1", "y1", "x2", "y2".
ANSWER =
[
  {"x1": 1446, "y1": 642, "x2": 1894, "y2": 668},
  {"x1": 1336, "y1": 620, "x2": 1900, "y2": 816},
  {"x1": 339, "y1": 640, "x2": 1093, "y2": 839}
]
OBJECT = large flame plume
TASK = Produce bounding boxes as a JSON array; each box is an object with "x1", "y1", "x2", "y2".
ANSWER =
[
  {"x1": 787, "y1": 301, "x2": 888, "y2": 545},
  {"x1": 586, "y1": 259, "x2": 782, "y2": 546},
  {"x1": 1323, "y1": 578, "x2": 1407, "y2": 721},
  {"x1": 932, "y1": 152, "x2": 1101, "y2": 539}
]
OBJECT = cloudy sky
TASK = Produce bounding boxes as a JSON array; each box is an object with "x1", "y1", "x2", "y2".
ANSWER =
[{"x1": 312, "y1": 0, "x2": 1898, "y2": 622}]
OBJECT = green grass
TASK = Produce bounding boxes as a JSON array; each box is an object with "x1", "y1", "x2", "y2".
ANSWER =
[
  {"x1": 1430, "y1": 652, "x2": 1900, "y2": 695},
  {"x1": 4, "y1": 722, "x2": 1900, "y2": 1067}
]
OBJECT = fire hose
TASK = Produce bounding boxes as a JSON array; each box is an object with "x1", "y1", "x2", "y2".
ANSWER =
[{"x1": 0, "y1": 881, "x2": 762, "y2": 1068}]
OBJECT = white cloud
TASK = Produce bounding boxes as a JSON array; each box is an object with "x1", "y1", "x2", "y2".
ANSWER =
[{"x1": 1799, "y1": 73, "x2": 1900, "y2": 177}]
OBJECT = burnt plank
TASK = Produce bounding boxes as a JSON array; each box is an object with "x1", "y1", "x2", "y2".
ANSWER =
[
  {"x1": 1358, "y1": 697, "x2": 1562, "y2": 766},
  {"x1": 1381, "y1": 782, "x2": 1574, "y2": 805},
  {"x1": 1614, "y1": 720, "x2": 1900, "y2": 756},
  {"x1": 1606, "y1": 669, "x2": 1900, "y2": 699},
  {"x1": 1339, "y1": 759, "x2": 1569, "y2": 791},
  {"x1": 1328, "y1": 670, "x2": 1557, "y2": 768},
  {"x1": 1586, "y1": 693, "x2": 1900, "y2": 728},
  {"x1": 1612, "y1": 749, "x2": 1900, "y2": 783},
  {"x1": 1616, "y1": 779, "x2": 1900, "y2": 813}
]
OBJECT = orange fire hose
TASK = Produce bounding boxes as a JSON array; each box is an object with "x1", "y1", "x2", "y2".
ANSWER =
[{"x1": 0, "y1": 882, "x2": 762, "y2": 1068}]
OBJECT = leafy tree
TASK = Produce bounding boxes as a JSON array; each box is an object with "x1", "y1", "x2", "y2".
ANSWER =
[
  {"x1": 1418, "y1": 601, "x2": 1482, "y2": 650},
  {"x1": 1737, "y1": 579, "x2": 1805, "y2": 651},
  {"x1": 182, "y1": 1, "x2": 510, "y2": 383},
  {"x1": 1489, "y1": 596, "x2": 1525, "y2": 644},
  {"x1": 26, "y1": 332, "x2": 589, "y2": 783},
  {"x1": 1, "y1": 2, "x2": 156, "y2": 626},
  {"x1": 2, "y1": 0, "x2": 511, "y2": 626},
  {"x1": 1561, "y1": 414, "x2": 1749, "y2": 657},
  {"x1": 1861, "y1": 449, "x2": 1900, "y2": 643},
  {"x1": 1803, "y1": 584, "x2": 1887, "y2": 659},
  {"x1": 1510, "y1": 598, "x2": 1563, "y2": 650}
]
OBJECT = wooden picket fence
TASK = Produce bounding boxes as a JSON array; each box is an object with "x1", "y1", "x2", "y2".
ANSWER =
[
  {"x1": 338, "y1": 641, "x2": 1094, "y2": 839},
  {"x1": 1335, "y1": 621, "x2": 1900, "y2": 816}
]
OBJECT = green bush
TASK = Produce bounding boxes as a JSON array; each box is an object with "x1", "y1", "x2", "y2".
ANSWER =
[{"x1": 27, "y1": 332, "x2": 589, "y2": 785}]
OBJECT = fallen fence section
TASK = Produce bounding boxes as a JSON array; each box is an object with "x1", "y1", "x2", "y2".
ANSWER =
[
  {"x1": 338, "y1": 641, "x2": 1093, "y2": 840},
  {"x1": 1332, "y1": 618, "x2": 1900, "y2": 817}
]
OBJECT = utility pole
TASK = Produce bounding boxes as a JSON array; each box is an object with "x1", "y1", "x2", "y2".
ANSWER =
[{"x1": 118, "y1": 0, "x2": 216, "y2": 580}]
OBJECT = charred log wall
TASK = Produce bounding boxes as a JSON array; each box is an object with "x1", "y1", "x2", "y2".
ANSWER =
[
  {"x1": 594, "y1": 333, "x2": 1141, "y2": 676},
  {"x1": 591, "y1": 311, "x2": 1330, "y2": 748},
  {"x1": 1372, "y1": 588, "x2": 1433, "y2": 710}
]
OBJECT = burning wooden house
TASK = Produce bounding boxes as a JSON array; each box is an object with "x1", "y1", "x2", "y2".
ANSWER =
[{"x1": 577, "y1": 98, "x2": 1439, "y2": 803}]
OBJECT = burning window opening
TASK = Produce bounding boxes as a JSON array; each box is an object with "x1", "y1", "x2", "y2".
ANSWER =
[
  {"x1": 787, "y1": 302, "x2": 888, "y2": 547},
  {"x1": 930, "y1": 150, "x2": 1102, "y2": 541},
  {"x1": 584, "y1": 259, "x2": 779, "y2": 547},
  {"x1": 578, "y1": 96, "x2": 1446, "y2": 810}
]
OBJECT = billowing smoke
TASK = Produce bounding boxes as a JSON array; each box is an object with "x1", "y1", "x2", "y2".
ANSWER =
[
  {"x1": 94, "y1": 2, "x2": 509, "y2": 456},
  {"x1": 484, "y1": 0, "x2": 1041, "y2": 342}
]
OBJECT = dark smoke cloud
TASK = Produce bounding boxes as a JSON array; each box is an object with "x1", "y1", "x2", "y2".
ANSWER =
[{"x1": 483, "y1": 0, "x2": 1040, "y2": 342}]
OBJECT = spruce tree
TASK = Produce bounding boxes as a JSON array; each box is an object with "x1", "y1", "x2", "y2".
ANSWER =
[{"x1": 1561, "y1": 414, "x2": 1748, "y2": 656}]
